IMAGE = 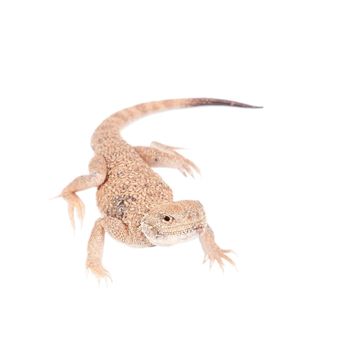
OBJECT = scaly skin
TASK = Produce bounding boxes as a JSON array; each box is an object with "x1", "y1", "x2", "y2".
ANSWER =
[{"x1": 60, "y1": 98, "x2": 261, "y2": 279}]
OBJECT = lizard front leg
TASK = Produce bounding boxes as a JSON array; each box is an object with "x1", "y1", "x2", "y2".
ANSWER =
[
  {"x1": 134, "y1": 141, "x2": 200, "y2": 177},
  {"x1": 61, "y1": 155, "x2": 107, "y2": 228},
  {"x1": 199, "y1": 225, "x2": 235, "y2": 270},
  {"x1": 86, "y1": 216, "x2": 128, "y2": 280},
  {"x1": 86, "y1": 218, "x2": 109, "y2": 279}
]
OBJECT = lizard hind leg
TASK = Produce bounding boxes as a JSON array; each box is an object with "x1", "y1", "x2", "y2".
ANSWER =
[
  {"x1": 199, "y1": 226, "x2": 235, "y2": 271},
  {"x1": 61, "y1": 155, "x2": 107, "y2": 229},
  {"x1": 134, "y1": 141, "x2": 200, "y2": 177}
]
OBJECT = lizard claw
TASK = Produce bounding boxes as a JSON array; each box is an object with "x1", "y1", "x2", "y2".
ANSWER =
[
  {"x1": 203, "y1": 254, "x2": 209, "y2": 264},
  {"x1": 61, "y1": 192, "x2": 85, "y2": 229}
]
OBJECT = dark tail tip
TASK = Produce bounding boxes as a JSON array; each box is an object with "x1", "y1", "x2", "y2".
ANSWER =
[
  {"x1": 231, "y1": 101, "x2": 263, "y2": 109},
  {"x1": 192, "y1": 98, "x2": 263, "y2": 109}
]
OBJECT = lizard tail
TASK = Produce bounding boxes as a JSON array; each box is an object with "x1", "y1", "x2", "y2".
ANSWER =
[{"x1": 91, "y1": 98, "x2": 262, "y2": 152}]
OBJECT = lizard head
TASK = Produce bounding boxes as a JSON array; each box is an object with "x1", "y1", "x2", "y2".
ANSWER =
[{"x1": 141, "y1": 200, "x2": 207, "y2": 246}]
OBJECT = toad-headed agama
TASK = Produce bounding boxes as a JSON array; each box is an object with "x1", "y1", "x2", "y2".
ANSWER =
[{"x1": 60, "y1": 98, "x2": 261, "y2": 279}]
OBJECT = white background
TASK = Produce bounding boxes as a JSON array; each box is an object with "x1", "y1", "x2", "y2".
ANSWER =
[{"x1": 0, "y1": 1, "x2": 349, "y2": 349}]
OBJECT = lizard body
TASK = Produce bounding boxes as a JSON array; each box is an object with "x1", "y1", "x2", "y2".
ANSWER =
[{"x1": 61, "y1": 98, "x2": 260, "y2": 278}]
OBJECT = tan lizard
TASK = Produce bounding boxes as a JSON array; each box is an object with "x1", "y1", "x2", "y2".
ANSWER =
[{"x1": 60, "y1": 98, "x2": 261, "y2": 279}]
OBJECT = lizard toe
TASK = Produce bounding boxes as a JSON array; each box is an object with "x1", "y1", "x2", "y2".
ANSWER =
[{"x1": 62, "y1": 192, "x2": 85, "y2": 229}]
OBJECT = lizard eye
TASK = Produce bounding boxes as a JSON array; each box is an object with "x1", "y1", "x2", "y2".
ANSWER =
[{"x1": 163, "y1": 215, "x2": 173, "y2": 223}]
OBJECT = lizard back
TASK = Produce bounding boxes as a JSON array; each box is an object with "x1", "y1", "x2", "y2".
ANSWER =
[{"x1": 96, "y1": 139, "x2": 173, "y2": 225}]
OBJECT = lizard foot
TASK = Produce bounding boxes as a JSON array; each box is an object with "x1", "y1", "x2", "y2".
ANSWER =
[
  {"x1": 151, "y1": 141, "x2": 200, "y2": 177},
  {"x1": 199, "y1": 228, "x2": 235, "y2": 271},
  {"x1": 61, "y1": 192, "x2": 85, "y2": 229},
  {"x1": 86, "y1": 262, "x2": 112, "y2": 283},
  {"x1": 203, "y1": 248, "x2": 235, "y2": 271},
  {"x1": 178, "y1": 157, "x2": 200, "y2": 178}
]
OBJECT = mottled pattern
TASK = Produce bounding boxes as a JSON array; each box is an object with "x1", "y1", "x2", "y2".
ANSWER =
[{"x1": 61, "y1": 98, "x2": 260, "y2": 279}]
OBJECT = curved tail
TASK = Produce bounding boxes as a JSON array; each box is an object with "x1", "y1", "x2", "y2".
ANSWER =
[{"x1": 91, "y1": 98, "x2": 262, "y2": 152}]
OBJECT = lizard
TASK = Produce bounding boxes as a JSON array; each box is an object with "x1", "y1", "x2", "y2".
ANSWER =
[{"x1": 60, "y1": 98, "x2": 261, "y2": 279}]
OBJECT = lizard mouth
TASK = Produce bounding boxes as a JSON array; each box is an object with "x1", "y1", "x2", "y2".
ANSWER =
[
  {"x1": 162, "y1": 222, "x2": 205, "y2": 234},
  {"x1": 141, "y1": 222, "x2": 205, "y2": 246}
]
